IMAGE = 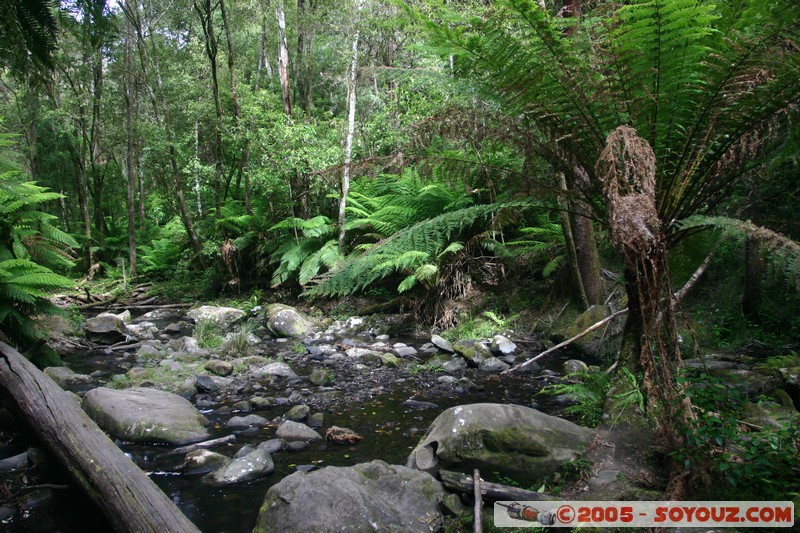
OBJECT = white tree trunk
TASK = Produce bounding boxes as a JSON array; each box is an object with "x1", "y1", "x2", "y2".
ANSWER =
[
  {"x1": 338, "y1": 0, "x2": 364, "y2": 253},
  {"x1": 276, "y1": 0, "x2": 292, "y2": 117}
]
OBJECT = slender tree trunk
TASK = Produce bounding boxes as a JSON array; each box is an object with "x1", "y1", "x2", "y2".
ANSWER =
[
  {"x1": 122, "y1": 0, "x2": 205, "y2": 262},
  {"x1": 124, "y1": 11, "x2": 137, "y2": 277},
  {"x1": 557, "y1": 172, "x2": 588, "y2": 307},
  {"x1": 254, "y1": 15, "x2": 272, "y2": 91},
  {"x1": 220, "y1": 0, "x2": 251, "y2": 214},
  {"x1": 195, "y1": 0, "x2": 224, "y2": 216},
  {"x1": 303, "y1": 2, "x2": 314, "y2": 120},
  {"x1": 276, "y1": 0, "x2": 292, "y2": 117},
  {"x1": 571, "y1": 165, "x2": 603, "y2": 305},
  {"x1": 338, "y1": 0, "x2": 363, "y2": 253}
]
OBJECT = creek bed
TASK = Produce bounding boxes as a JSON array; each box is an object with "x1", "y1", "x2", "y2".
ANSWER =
[{"x1": 30, "y1": 320, "x2": 579, "y2": 532}]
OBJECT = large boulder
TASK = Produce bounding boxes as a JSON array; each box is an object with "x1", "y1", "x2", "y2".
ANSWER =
[
  {"x1": 84, "y1": 313, "x2": 129, "y2": 344},
  {"x1": 253, "y1": 460, "x2": 443, "y2": 533},
  {"x1": 452, "y1": 340, "x2": 492, "y2": 366},
  {"x1": 82, "y1": 387, "x2": 210, "y2": 445},
  {"x1": 187, "y1": 305, "x2": 245, "y2": 331},
  {"x1": 264, "y1": 304, "x2": 316, "y2": 338},
  {"x1": 406, "y1": 403, "x2": 595, "y2": 484}
]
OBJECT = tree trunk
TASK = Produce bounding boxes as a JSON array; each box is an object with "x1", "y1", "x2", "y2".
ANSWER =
[
  {"x1": 276, "y1": 0, "x2": 292, "y2": 117},
  {"x1": 571, "y1": 166, "x2": 603, "y2": 305},
  {"x1": 195, "y1": 0, "x2": 224, "y2": 217},
  {"x1": 123, "y1": 0, "x2": 205, "y2": 262},
  {"x1": 597, "y1": 126, "x2": 692, "y2": 465},
  {"x1": 557, "y1": 172, "x2": 588, "y2": 307},
  {"x1": 220, "y1": 0, "x2": 252, "y2": 214},
  {"x1": 0, "y1": 342, "x2": 201, "y2": 533},
  {"x1": 254, "y1": 15, "x2": 272, "y2": 91},
  {"x1": 124, "y1": 10, "x2": 137, "y2": 277},
  {"x1": 338, "y1": 0, "x2": 363, "y2": 254}
]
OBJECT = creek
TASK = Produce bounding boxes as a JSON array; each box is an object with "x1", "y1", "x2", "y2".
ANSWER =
[{"x1": 22, "y1": 310, "x2": 581, "y2": 532}]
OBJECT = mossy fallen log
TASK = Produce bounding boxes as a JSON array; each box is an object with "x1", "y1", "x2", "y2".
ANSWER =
[
  {"x1": 439, "y1": 469, "x2": 556, "y2": 502},
  {"x1": 0, "y1": 341, "x2": 201, "y2": 533}
]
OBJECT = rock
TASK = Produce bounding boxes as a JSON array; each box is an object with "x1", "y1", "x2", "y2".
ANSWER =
[
  {"x1": 227, "y1": 414, "x2": 269, "y2": 428},
  {"x1": 743, "y1": 401, "x2": 798, "y2": 431},
  {"x1": 437, "y1": 375, "x2": 459, "y2": 384},
  {"x1": 187, "y1": 305, "x2": 246, "y2": 331},
  {"x1": 134, "y1": 344, "x2": 162, "y2": 363},
  {"x1": 403, "y1": 399, "x2": 439, "y2": 410},
  {"x1": 275, "y1": 420, "x2": 322, "y2": 442},
  {"x1": 490, "y1": 335, "x2": 517, "y2": 356},
  {"x1": 264, "y1": 304, "x2": 315, "y2": 338},
  {"x1": 283, "y1": 441, "x2": 308, "y2": 452},
  {"x1": 478, "y1": 357, "x2": 510, "y2": 373},
  {"x1": 563, "y1": 359, "x2": 589, "y2": 374},
  {"x1": 205, "y1": 359, "x2": 233, "y2": 377},
  {"x1": 182, "y1": 449, "x2": 229, "y2": 475},
  {"x1": 379, "y1": 352, "x2": 400, "y2": 367},
  {"x1": 394, "y1": 346, "x2": 418, "y2": 358},
  {"x1": 452, "y1": 340, "x2": 492, "y2": 365},
  {"x1": 710, "y1": 368, "x2": 782, "y2": 398},
  {"x1": 251, "y1": 362, "x2": 297, "y2": 379},
  {"x1": 307, "y1": 412, "x2": 324, "y2": 428},
  {"x1": 345, "y1": 347, "x2": 379, "y2": 359},
  {"x1": 166, "y1": 336, "x2": 204, "y2": 355},
  {"x1": 253, "y1": 460, "x2": 443, "y2": 533},
  {"x1": 431, "y1": 334, "x2": 454, "y2": 353},
  {"x1": 406, "y1": 403, "x2": 595, "y2": 484},
  {"x1": 325, "y1": 426, "x2": 363, "y2": 444},
  {"x1": 284, "y1": 404, "x2": 310, "y2": 421},
  {"x1": 83, "y1": 387, "x2": 210, "y2": 445},
  {"x1": 259, "y1": 439, "x2": 285, "y2": 454},
  {"x1": 442, "y1": 357, "x2": 467, "y2": 374},
  {"x1": 195, "y1": 374, "x2": 220, "y2": 393},
  {"x1": 205, "y1": 448, "x2": 274, "y2": 486},
  {"x1": 43, "y1": 367, "x2": 92, "y2": 389},
  {"x1": 84, "y1": 314, "x2": 129, "y2": 344},
  {"x1": 309, "y1": 368, "x2": 332, "y2": 386}
]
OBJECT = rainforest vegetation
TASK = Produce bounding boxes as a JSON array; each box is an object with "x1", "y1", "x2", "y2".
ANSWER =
[{"x1": 1, "y1": 0, "x2": 799, "y2": 513}]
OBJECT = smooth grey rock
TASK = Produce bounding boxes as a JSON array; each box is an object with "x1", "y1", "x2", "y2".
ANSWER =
[
  {"x1": 204, "y1": 448, "x2": 274, "y2": 486},
  {"x1": 264, "y1": 304, "x2": 315, "y2": 338},
  {"x1": 195, "y1": 374, "x2": 219, "y2": 392},
  {"x1": 284, "y1": 404, "x2": 310, "y2": 421},
  {"x1": 345, "y1": 347, "x2": 379, "y2": 359},
  {"x1": 182, "y1": 449, "x2": 229, "y2": 475},
  {"x1": 309, "y1": 368, "x2": 332, "y2": 386},
  {"x1": 251, "y1": 362, "x2": 297, "y2": 379},
  {"x1": 83, "y1": 387, "x2": 209, "y2": 445},
  {"x1": 43, "y1": 367, "x2": 92, "y2": 389},
  {"x1": 275, "y1": 420, "x2": 322, "y2": 442},
  {"x1": 187, "y1": 305, "x2": 246, "y2": 331},
  {"x1": 394, "y1": 346, "x2": 418, "y2": 357},
  {"x1": 563, "y1": 359, "x2": 589, "y2": 374},
  {"x1": 258, "y1": 439, "x2": 285, "y2": 454},
  {"x1": 205, "y1": 359, "x2": 233, "y2": 376},
  {"x1": 478, "y1": 357, "x2": 510, "y2": 373},
  {"x1": 84, "y1": 314, "x2": 129, "y2": 344},
  {"x1": 491, "y1": 335, "x2": 517, "y2": 355},
  {"x1": 406, "y1": 403, "x2": 594, "y2": 485},
  {"x1": 253, "y1": 460, "x2": 443, "y2": 533},
  {"x1": 431, "y1": 334, "x2": 454, "y2": 353},
  {"x1": 134, "y1": 344, "x2": 161, "y2": 362},
  {"x1": 452, "y1": 340, "x2": 492, "y2": 365},
  {"x1": 442, "y1": 357, "x2": 467, "y2": 374},
  {"x1": 227, "y1": 414, "x2": 269, "y2": 428}
]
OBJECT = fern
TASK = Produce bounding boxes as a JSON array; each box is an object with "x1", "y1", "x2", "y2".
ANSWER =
[
  {"x1": 305, "y1": 199, "x2": 535, "y2": 297},
  {"x1": 676, "y1": 215, "x2": 800, "y2": 290},
  {"x1": 540, "y1": 371, "x2": 611, "y2": 427}
]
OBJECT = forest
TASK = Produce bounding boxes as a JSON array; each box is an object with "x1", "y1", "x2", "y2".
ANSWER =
[{"x1": 0, "y1": 0, "x2": 799, "y2": 531}]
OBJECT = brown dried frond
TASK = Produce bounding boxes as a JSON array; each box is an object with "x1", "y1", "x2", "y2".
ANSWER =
[{"x1": 596, "y1": 126, "x2": 660, "y2": 254}]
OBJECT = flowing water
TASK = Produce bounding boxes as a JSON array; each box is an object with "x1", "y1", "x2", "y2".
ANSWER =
[{"x1": 19, "y1": 315, "x2": 580, "y2": 532}]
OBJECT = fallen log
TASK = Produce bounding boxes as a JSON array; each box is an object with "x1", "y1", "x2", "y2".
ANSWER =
[
  {"x1": 0, "y1": 342, "x2": 201, "y2": 533},
  {"x1": 439, "y1": 470, "x2": 555, "y2": 502},
  {"x1": 166, "y1": 434, "x2": 236, "y2": 456}
]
